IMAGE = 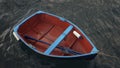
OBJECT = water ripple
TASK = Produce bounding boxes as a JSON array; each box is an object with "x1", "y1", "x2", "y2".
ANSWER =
[{"x1": 0, "y1": 27, "x2": 11, "y2": 42}]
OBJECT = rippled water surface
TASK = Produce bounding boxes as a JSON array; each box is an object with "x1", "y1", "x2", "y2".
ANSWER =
[{"x1": 0, "y1": 0, "x2": 120, "y2": 68}]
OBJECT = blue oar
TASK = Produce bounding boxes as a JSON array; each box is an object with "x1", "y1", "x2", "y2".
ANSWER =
[{"x1": 24, "y1": 35, "x2": 81, "y2": 55}]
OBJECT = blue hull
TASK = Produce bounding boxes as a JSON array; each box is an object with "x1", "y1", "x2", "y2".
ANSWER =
[{"x1": 13, "y1": 11, "x2": 99, "y2": 59}]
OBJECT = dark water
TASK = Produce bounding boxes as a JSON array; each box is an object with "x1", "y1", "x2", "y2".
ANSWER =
[{"x1": 0, "y1": 0, "x2": 120, "y2": 68}]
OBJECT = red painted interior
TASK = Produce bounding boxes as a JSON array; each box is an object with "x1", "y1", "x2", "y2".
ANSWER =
[{"x1": 18, "y1": 13, "x2": 93, "y2": 56}]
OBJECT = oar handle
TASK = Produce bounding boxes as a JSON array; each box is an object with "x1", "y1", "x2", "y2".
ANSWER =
[{"x1": 24, "y1": 35, "x2": 50, "y2": 45}]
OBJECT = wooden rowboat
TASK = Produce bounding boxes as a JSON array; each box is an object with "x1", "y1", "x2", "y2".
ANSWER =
[{"x1": 13, "y1": 11, "x2": 99, "y2": 59}]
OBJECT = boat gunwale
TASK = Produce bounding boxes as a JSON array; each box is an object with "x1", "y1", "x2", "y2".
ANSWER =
[{"x1": 13, "y1": 11, "x2": 99, "y2": 58}]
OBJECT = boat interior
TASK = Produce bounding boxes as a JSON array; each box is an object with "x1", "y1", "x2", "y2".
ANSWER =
[{"x1": 18, "y1": 13, "x2": 93, "y2": 56}]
